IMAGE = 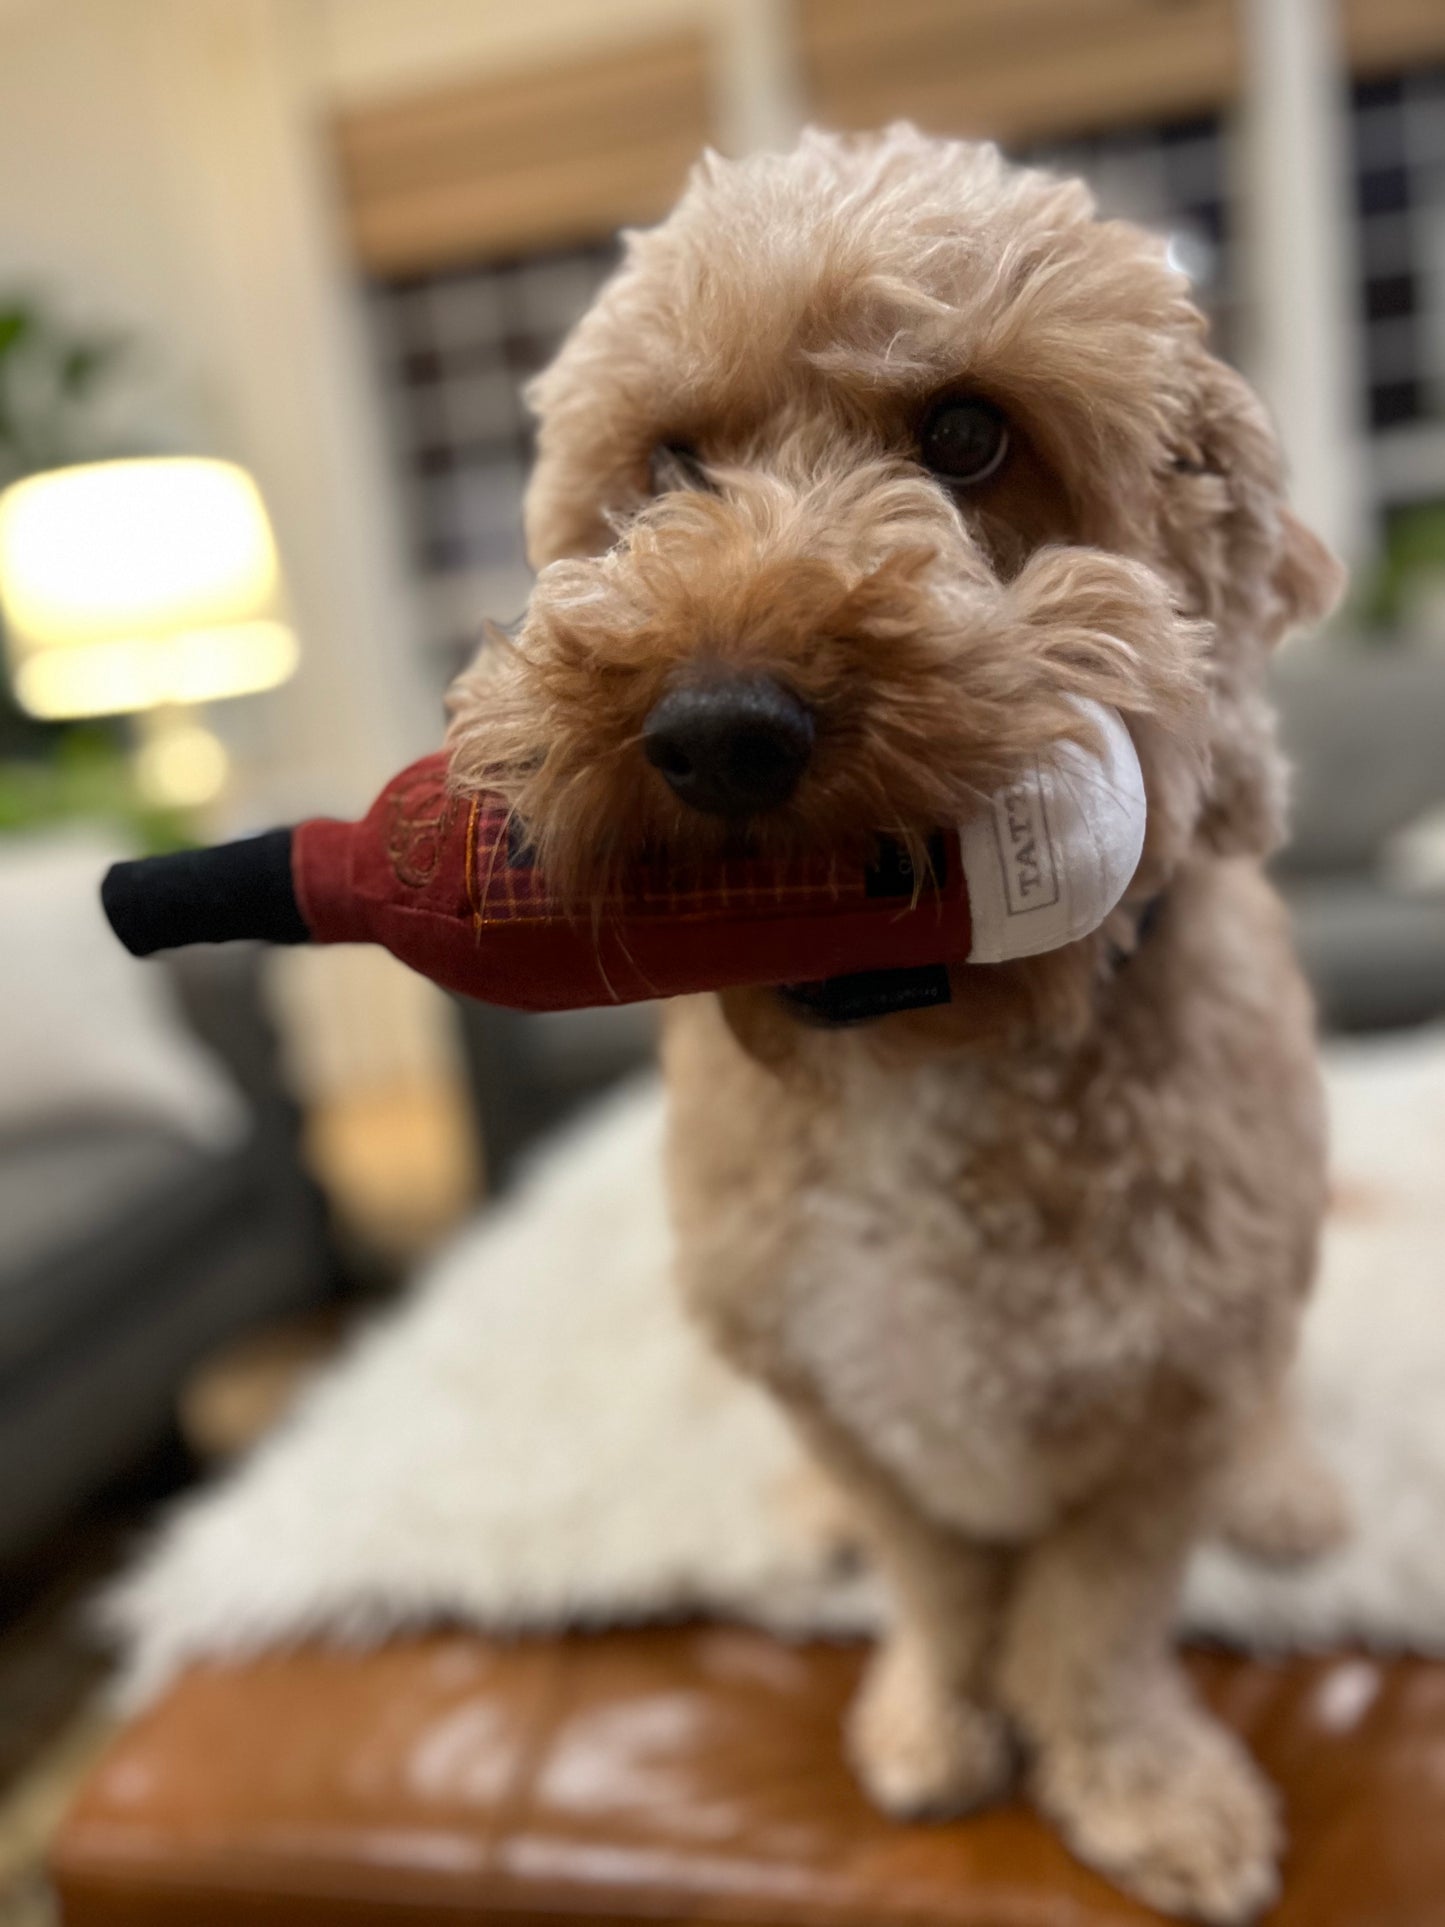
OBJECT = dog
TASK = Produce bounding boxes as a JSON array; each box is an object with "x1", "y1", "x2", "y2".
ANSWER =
[{"x1": 448, "y1": 125, "x2": 1348, "y2": 1922}]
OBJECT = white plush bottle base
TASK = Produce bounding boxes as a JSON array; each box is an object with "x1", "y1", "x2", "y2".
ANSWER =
[{"x1": 961, "y1": 699, "x2": 1147, "y2": 964}]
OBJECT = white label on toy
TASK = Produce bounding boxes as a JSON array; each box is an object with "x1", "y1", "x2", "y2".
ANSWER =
[
  {"x1": 991, "y1": 772, "x2": 1061, "y2": 918},
  {"x1": 961, "y1": 700, "x2": 1147, "y2": 963}
]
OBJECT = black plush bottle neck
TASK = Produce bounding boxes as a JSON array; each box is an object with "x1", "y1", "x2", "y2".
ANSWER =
[{"x1": 102, "y1": 829, "x2": 308, "y2": 957}]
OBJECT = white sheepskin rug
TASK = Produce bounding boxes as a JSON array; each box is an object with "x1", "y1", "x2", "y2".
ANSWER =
[{"x1": 110, "y1": 1031, "x2": 1445, "y2": 1705}]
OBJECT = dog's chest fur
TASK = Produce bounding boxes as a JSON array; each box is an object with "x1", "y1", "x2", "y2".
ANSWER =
[
  {"x1": 777, "y1": 1052, "x2": 1181, "y2": 1535},
  {"x1": 664, "y1": 865, "x2": 1326, "y2": 1540}
]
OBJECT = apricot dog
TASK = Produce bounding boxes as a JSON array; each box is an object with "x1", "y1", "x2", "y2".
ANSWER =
[{"x1": 449, "y1": 126, "x2": 1348, "y2": 1921}]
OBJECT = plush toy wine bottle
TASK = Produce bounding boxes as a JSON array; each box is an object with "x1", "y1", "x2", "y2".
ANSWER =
[{"x1": 100, "y1": 701, "x2": 1146, "y2": 1021}]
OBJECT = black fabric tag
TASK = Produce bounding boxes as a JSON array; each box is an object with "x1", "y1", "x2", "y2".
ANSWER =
[{"x1": 778, "y1": 963, "x2": 953, "y2": 1027}]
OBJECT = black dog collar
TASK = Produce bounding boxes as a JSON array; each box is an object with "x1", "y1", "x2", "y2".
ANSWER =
[{"x1": 778, "y1": 892, "x2": 1168, "y2": 1029}]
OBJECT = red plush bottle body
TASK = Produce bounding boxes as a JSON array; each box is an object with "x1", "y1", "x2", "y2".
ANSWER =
[
  {"x1": 293, "y1": 755, "x2": 971, "y2": 1010},
  {"x1": 102, "y1": 752, "x2": 973, "y2": 1013}
]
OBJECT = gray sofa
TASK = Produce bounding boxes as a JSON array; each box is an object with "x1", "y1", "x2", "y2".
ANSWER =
[
  {"x1": 0, "y1": 947, "x2": 339, "y2": 1570},
  {"x1": 1276, "y1": 648, "x2": 1445, "y2": 1032}
]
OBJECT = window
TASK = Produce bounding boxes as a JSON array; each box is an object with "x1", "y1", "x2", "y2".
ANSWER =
[
  {"x1": 370, "y1": 241, "x2": 618, "y2": 674},
  {"x1": 1351, "y1": 66, "x2": 1445, "y2": 460}
]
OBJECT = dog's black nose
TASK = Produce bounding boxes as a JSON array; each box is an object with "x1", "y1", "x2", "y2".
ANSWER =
[{"x1": 643, "y1": 676, "x2": 815, "y2": 818}]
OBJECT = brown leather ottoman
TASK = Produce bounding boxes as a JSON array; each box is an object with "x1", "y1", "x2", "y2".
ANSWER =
[{"x1": 51, "y1": 1627, "x2": 1445, "y2": 1925}]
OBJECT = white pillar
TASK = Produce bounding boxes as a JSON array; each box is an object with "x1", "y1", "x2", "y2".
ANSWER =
[
  {"x1": 709, "y1": 0, "x2": 805, "y2": 156},
  {"x1": 1236, "y1": 0, "x2": 1367, "y2": 568}
]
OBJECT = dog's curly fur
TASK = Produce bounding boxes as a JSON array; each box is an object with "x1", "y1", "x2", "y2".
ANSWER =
[{"x1": 447, "y1": 126, "x2": 1349, "y2": 1921}]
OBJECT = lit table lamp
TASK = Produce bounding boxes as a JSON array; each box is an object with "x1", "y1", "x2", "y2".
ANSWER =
[{"x1": 0, "y1": 457, "x2": 298, "y2": 807}]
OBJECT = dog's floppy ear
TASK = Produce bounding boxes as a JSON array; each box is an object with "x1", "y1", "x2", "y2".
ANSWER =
[
  {"x1": 1162, "y1": 346, "x2": 1349, "y2": 859},
  {"x1": 1168, "y1": 345, "x2": 1346, "y2": 643},
  {"x1": 1272, "y1": 507, "x2": 1346, "y2": 637}
]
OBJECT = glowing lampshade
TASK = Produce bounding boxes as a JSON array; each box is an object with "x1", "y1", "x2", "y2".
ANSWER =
[{"x1": 0, "y1": 457, "x2": 298, "y2": 721}]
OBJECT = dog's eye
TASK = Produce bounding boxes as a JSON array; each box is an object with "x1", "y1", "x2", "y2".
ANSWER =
[
  {"x1": 918, "y1": 397, "x2": 1010, "y2": 486},
  {"x1": 649, "y1": 442, "x2": 712, "y2": 495}
]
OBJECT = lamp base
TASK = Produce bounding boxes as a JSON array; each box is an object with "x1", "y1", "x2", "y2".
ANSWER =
[{"x1": 133, "y1": 705, "x2": 229, "y2": 810}]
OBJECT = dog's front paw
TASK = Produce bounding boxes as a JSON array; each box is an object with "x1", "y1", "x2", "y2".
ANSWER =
[
  {"x1": 847, "y1": 1639, "x2": 1012, "y2": 1818},
  {"x1": 1033, "y1": 1708, "x2": 1281, "y2": 1924},
  {"x1": 1218, "y1": 1440, "x2": 1351, "y2": 1567}
]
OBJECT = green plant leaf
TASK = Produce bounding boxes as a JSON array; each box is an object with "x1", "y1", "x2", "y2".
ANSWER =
[{"x1": 0, "y1": 307, "x2": 32, "y2": 359}]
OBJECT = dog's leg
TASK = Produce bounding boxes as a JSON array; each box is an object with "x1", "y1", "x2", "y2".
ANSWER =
[
  {"x1": 1213, "y1": 1390, "x2": 1349, "y2": 1566},
  {"x1": 847, "y1": 1496, "x2": 1014, "y2": 1818},
  {"x1": 997, "y1": 1474, "x2": 1280, "y2": 1925},
  {"x1": 787, "y1": 1407, "x2": 1013, "y2": 1816}
]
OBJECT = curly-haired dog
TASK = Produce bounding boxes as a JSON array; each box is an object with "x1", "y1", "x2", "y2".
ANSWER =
[{"x1": 448, "y1": 125, "x2": 1348, "y2": 1921}]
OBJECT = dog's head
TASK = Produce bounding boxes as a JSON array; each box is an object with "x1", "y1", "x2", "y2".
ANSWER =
[{"x1": 448, "y1": 125, "x2": 1342, "y2": 1050}]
